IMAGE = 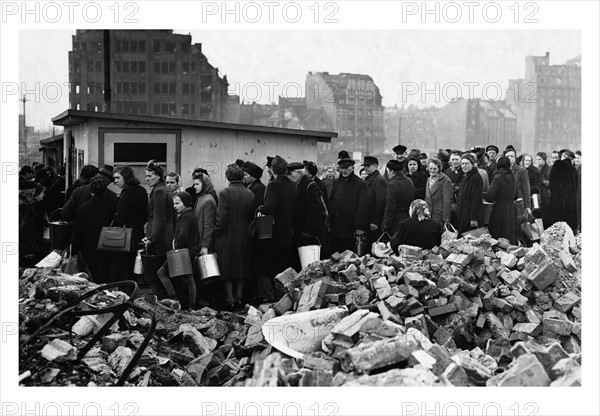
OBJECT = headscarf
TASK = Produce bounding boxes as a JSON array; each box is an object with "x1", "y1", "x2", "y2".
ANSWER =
[
  {"x1": 196, "y1": 172, "x2": 215, "y2": 197},
  {"x1": 496, "y1": 156, "x2": 511, "y2": 172},
  {"x1": 409, "y1": 199, "x2": 431, "y2": 222}
]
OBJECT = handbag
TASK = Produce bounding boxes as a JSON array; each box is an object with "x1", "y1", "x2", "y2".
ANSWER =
[
  {"x1": 441, "y1": 223, "x2": 458, "y2": 243},
  {"x1": 371, "y1": 232, "x2": 392, "y2": 258},
  {"x1": 97, "y1": 224, "x2": 133, "y2": 253}
]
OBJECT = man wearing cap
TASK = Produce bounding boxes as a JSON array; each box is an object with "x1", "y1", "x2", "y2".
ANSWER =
[
  {"x1": 258, "y1": 155, "x2": 296, "y2": 301},
  {"x1": 392, "y1": 145, "x2": 408, "y2": 170},
  {"x1": 329, "y1": 158, "x2": 369, "y2": 253},
  {"x1": 381, "y1": 159, "x2": 415, "y2": 236},
  {"x1": 419, "y1": 153, "x2": 428, "y2": 169},
  {"x1": 288, "y1": 162, "x2": 330, "y2": 262},
  {"x1": 61, "y1": 164, "x2": 117, "y2": 222},
  {"x1": 486, "y1": 145, "x2": 499, "y2": 175},
  {"x1": 362, "y1": 156, "x2": 387, "y2": 245}
]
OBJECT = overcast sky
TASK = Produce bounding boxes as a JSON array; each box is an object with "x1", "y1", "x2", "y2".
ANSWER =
[{"x1": 19, "y1": 29, "x2": 580, "y2": 131}]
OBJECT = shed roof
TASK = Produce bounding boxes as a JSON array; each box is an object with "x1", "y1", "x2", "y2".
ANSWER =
[{"x1": 52, "y1": 110, "x2": 336, "y2": 143}]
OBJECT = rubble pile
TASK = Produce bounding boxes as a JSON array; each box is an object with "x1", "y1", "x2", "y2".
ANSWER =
[{"x1": 18, "y1": 222, "x2": 582, "y2": 387}]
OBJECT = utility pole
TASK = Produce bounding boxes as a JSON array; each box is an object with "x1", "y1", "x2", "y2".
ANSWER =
[
  {"x1": 103, "y1": 30, "x2": 111, "y2": 112},
  {"x1": 21, "y1": 95, "x2": 28, "y2": 164}
]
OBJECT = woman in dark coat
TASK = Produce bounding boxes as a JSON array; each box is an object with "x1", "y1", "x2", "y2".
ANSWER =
[
  {"x1": 522, "y1": 154, "x2": 542, "y2": 198},
  {"x1": 216, "y1": 164, "x2": 255, "y2": 309},
  {"x1": 457, "y1": 153, "x2": 483, "y2": 234},
  {"x1": 544, "y1": 158, "x2": 578, "y2": 231},
  {"x1": 390, "y1": 199, "x2": 441, "y2": 254},
  {"x1": 142, "y1": 160, "x2": 175, "y2": 255},
  {"x1": 259, "y1": 156, "x2": 296, "y2": 299},
  {"x1": 110, "y1": 166, "x2": 148, "y2": 283},
  {"x1": 71, "y1": 177, "x2": 117, "y2": 283},
  {"x1": 406, "y1": 155, "x2": 428, "y2": 201},
  {"x1": 484, "y1": 156, "x2": 517, "y2": 244}
]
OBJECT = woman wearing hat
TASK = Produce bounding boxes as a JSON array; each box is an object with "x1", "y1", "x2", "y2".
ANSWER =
[
  {"x1": 425, "y1": 157, "x2": 453, "y2": 230},
  {"x1": 216, "y1": 164, "x2": 256, "y2": 309},
  {"x1": 484, "y1": 156, "x2": 517, "y2": 244},
  {"x1": 456, "y1": 153, "x2": 483, "y2": 234},
  {"x1": 142, "y1": 160, "x2": 175, "y2": 295}
]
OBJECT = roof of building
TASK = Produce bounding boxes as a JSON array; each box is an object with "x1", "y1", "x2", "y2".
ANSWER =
[{"x1": 51, "y1": 110, "x2": 336, "y2": 142}]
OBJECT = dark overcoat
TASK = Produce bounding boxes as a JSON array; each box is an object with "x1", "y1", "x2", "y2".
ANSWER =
[
  {"x1": 390, "y1": 216, "x2": 441, "y2": 254},
  {"x1": 329, "y1": 172, "x2": 370, "y2": 240},
  {"x1": 71, "y1": 194, "x2": 117, "y2": 283},
  {"x1": 511, "y1": 164, "x2": 531, "y2": 210},
  {"x1": 484, "y1": 170, "x2": 517, "y2": 243},
  {"x1": 112, "y1": 183, "x2": 148, "y2": 249},
  {"x1": 260, "y1": 175, "x2": 296, "y2": 247},
  {"x1": 544, "y1": 160, "x2": 578, "y2": 231},
  {"x1": 407, "y1": 170, "x2": 428, "y2": 200},
  {"x1": 381, "y1": 173, "x2": 414, "y2": 236},
  {"x1": 457, "y1": 168, "x2": 483, "y2": 234},
  {"x1": 364, "y1": 170, "x2": 387, "y2": 229},
  {"x1": 248, "y1": 179, "x2": 266, "y2": 211},
  {"x1": 146, "y1": 181, "x2": 175, "y2": 255},
  {"x1": 215, "y1": 181, "x2": 255, "y2": 281},
  {"x1": 174, "y1": 208, "x2": 200, "y2": 253},
  {"x1": 62, "y1": 183, "x2": 117, "y2": 222},
  {"x1": 425, "y1": 173, "x2": 453, "y2": 225}
]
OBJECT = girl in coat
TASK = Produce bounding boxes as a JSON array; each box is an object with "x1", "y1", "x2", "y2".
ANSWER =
[
  {"x1": 110, "y1": 166, "x2": 148, "y2": 283},
  {"x1": 484, "y1": 156, "x2": 517, "y2": 244},
  {"x1": 425, "y1": 157, "x2": 453, "y2": 230},
  {"x1": 406, "y1": 155, "x2": 428, "y2": 200},
  {"x1": 156, "y1": 191, "x2": 199, "y2": 310},
  {"x1": 456, "y1": 153, "x2": 483, "y2": 234}
]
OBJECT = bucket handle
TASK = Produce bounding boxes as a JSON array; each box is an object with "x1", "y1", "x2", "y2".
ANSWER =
[
  {"x1": 375, "y1": 232, "x2": 391, "y2": 243},
  {"x1": 297, "y1": 234, "x2": 321, "y2": 247}
]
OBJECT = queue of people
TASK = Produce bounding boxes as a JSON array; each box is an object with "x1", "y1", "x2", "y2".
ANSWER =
[{"x1": 18, "y1": 142, "x2": 581, "y2": 311}]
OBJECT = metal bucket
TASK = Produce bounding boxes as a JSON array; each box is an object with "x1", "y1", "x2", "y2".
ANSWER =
[
  {"x1": 166, "y1": 248, "x2": 193, "y2": 278},
  {"x1": 297, "y1": 235, "x2": 321, "y2": 270},
  {"x1": 49, "y1": 221, "x2": 73, "y2": 250},
  {"x1": 482, "y1": 202, "x2": 494, "y2": 225},
  {"x1": 195, "y1": 253, "x2": 220, "y2": 284},
  {"x1": 255, "y1": 214, "x2": 273, "y2": 239}
]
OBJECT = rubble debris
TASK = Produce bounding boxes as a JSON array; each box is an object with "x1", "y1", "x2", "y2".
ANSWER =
[{"x1": 18, "y1": 221, "x2": 581, "y2": 386}]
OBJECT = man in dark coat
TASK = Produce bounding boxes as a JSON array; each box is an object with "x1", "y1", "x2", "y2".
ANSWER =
[
  {"x1": 486, "y1": 145, "x2": 499, "y2": 176},
  {"x1": 329, "y1": 158, "x2": 369, "y2": 253},
  {"x1": 71, "y1": 177, "x2": 117, "y2": 283},
  {"x1": 381, "y1": 160, "x2": 415, "y2": 237},
  {"x1": 258, "y1": 156, "x2": 296, "y2": 301},
  {"x1": 288, "y1": 162, "x2": 330, "y2": 264},
  {"x1": 62, "y1": 165, "x2": 117, "y2": 222},
  {"x1": 362, "y1": 156, "x2": 387, "y2": 246}
]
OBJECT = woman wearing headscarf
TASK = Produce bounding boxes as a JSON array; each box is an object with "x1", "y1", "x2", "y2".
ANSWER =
[
  {"x1": 425, "y1": 157, "x2": 453, "y2": 230},
  {"x1": 484, "y1": 156, "x2": 517, "y2": 244},
  {"x1": 406, "y1": 155, "x2": 428, "y2": 200},
  {"x1": 390, "y1": 199, "x2": 441, "y2": 254},
  {"x1": 165, "y1": 172, "x2": 186, "y2": 194},
  {"x1": 456, "y1": 153, "x2": 483, "y2": 234},
  {"x1": 110, "y1": 166, "x2": 148, "y2": 283},
  {"x1": 142, "y1": 160, "x2": 175, "y2": 296},
  {"x1": 155, "y1": 191, "x2": 199, "y2": 310},
  {"x1": 216, "y1": 164, "x2": 255, "y2": 309},
  {"x1": 71, "y1": 177, "x2": 117, "y2": 283},
  {"x1": 521, "y1": 154, "x2": 542, "y2": 200}
]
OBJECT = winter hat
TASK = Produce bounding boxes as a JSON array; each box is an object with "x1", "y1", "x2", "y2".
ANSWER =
[{"x1": 175, "y1": 191, "x2": 193, "y2": 207}]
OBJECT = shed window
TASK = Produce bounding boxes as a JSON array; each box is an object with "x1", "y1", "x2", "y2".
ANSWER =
[{"x1": 114, "y1": 143, "x2": 167, "y2": 163}]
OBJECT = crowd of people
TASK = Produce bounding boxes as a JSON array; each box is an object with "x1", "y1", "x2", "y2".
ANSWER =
[{"x1": 18, "y1": 143, "x2": 581, "y2": 311}]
